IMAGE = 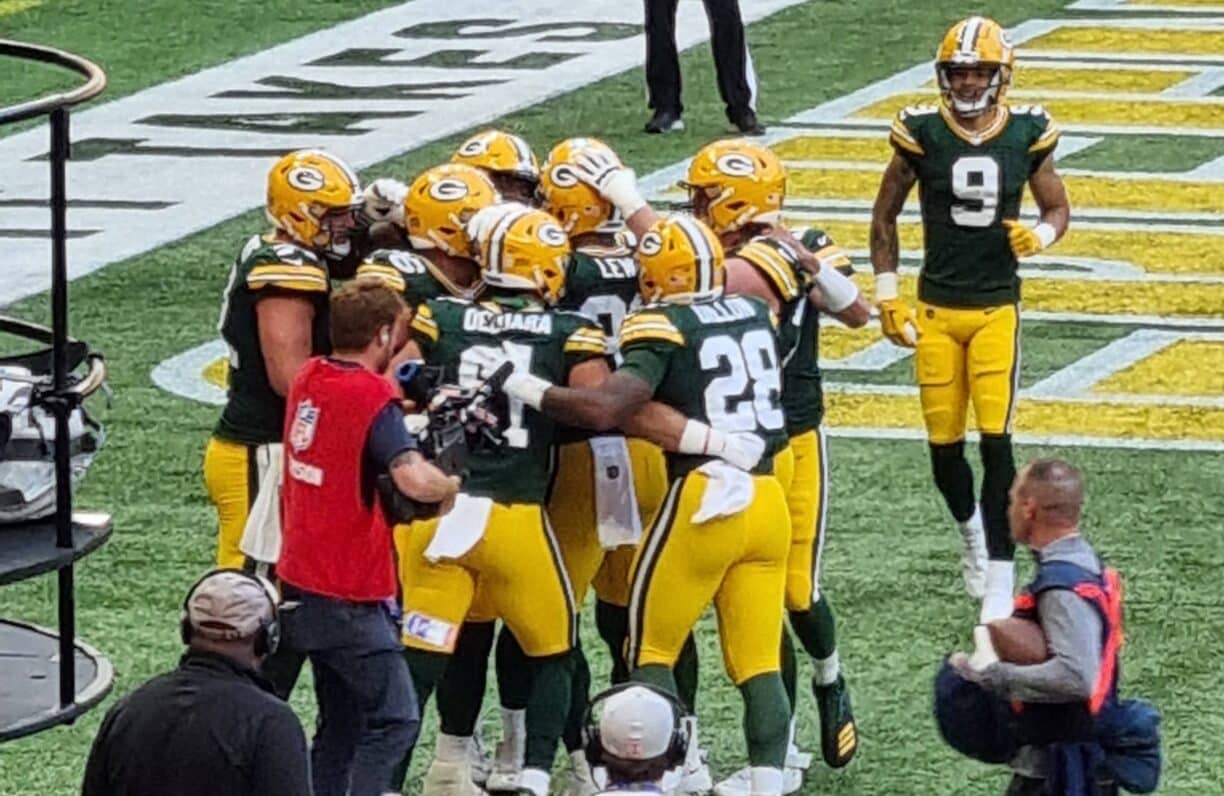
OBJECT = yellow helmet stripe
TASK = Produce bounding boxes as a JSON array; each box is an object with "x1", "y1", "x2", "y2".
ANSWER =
[
  {"x1": 508, "y1": 134, "x2": 533, "y2": 175},
  {"x1": 485, "y1": 207, "x2": 529, "y2": 277}
]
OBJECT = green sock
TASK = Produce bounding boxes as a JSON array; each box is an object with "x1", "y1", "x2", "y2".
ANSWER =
[
  {"x1": 740, "y1": 672, "x2": 790, "y2": 768},
  {"x1": 631, "y1": 662, "x2": 678, "y2": 695},
  {"x1": 524, "y1": 651, "x2": 576, "y2": 770},
  {"x1": 437, "y1": 621, "x2": 494, "y2": 736},
  {"x1": 496, "y1": 627, "x2": 532, "y2": 711},
  {"x1": 394, "y1": 648, "x2": 451, "y2": 788},
  {"x1": 780, "y1": 629, "x2": 797, "y2": 715},
  {"x1": 563, "y1": 643, "x2": 592, "y2": 753},
  {"x1": 674, "y1": 633, "x2": 699, "y2": 714},
  {"x1": 595, "y1": 600, "x2": 630, "y2": 684},
  {"x1": 789, "y1": 595, "x2": 838, "y2": 663}
]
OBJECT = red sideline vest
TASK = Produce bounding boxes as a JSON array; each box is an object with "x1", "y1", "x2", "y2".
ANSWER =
[
  {"x1": 1012, "y1": 558, "x2": 1124, "y2": 717},
  {"x1": 278, "y1": 357, "x2": 398, "y2": 602}
]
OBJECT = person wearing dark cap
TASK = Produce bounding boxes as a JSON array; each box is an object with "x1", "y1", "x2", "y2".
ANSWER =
[
  {"x1": 583, "y1": 684, "x2": 689, "y2": 795},
  {"x1": 82, "y1": 569, "x2": 310, "y2": 796}
]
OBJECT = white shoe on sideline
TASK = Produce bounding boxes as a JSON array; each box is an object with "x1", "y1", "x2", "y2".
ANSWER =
[
  {"x1": 959, "y1": 509, "x2": 988, "y2": 599},
  {"x1": 713, "y1": 766, "x2": 802, "y2": 796},
  {"x1": 422, "y1": 759, "x2": 484, "y2": 796}
]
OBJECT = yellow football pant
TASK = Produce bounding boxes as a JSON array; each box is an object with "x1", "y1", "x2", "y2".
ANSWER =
[
  {"x1": 915, "y1": 301, "x2": 1020, "y2": 444},
  {"x1": 395, "y1": 502, "x2": 576, "y2": 657},
  {"x1": 548, "y1": 438, "x2": 669, "y2": 608},
  {"x1": 627, "y1": 472, "x2": 790, "y2": 685},
  {"x1": 203, "y1": 436, "x2": 258, "y2": 569},
  {"x1": 773, "y1": 428, "x2": 829, "y2": 610}
]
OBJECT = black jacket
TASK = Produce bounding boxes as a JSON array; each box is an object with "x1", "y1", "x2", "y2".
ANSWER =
[{"x1": 82, "y1": 651, "x2": 310, "y2": 796}]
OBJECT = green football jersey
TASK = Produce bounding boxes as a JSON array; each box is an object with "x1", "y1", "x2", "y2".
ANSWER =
[
  {"x1": 890, "y1": 103, "x2": 1060, "y2": 307},
  {"x1": 735, "y1": 228, "x2": 850, "y2": 435},
  {"x1": 214, "y1": 234, "x2": 330, "y2": 445},
  {"x1": 410, "y1": 295, "x2": 606, "y2": 504},
  {"x1": 355, "y1": 248, "x2": 475, "y2": 305},
  {"x1": 617, "y1": 294, "x2": 789, "y2": 479}
]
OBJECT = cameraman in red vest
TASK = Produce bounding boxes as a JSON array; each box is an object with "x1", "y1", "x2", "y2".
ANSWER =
[{"x1": 278, "y1": 280, "x2": 459, "y2": 796}]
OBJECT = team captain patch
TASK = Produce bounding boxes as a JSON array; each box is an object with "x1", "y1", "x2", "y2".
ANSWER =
[{"x1": 403, "y1": 611, "x2": 459, "y2": 650}]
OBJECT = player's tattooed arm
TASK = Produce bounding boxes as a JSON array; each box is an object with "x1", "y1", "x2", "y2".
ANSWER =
[
  {"x1": 539, "y1": 371, "x2": 655, "y2": 431},
  {"x1": 1028, "y1": 155, "x2": 1071, "y2": 243},
  {"x1": 869, "y1": 154, "x2": 917, "y2": 276}
]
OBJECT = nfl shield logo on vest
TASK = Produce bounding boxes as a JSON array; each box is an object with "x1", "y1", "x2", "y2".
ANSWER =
[{"x1": 289, "y1": 399, "x2": 319, "y2": 453}]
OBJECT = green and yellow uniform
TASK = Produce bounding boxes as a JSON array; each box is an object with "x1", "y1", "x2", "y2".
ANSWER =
[
  {"x1": 737, "y1": 229, "x2": 851, "y2": 610},
  {"x1": 889, "y1": 103, "x2": 1059, "y2": 442},
  {"x1": 618, "y1": 294, "x2": 791, "y2": 685},
  {"x1": 205, "y1": 234, "x2": 329, "y2": 567},
  {"x1": 354, "y1": 248, "x2": 473, "y2": 305},
  {"x1": 548, "y1": 245, "x2": 668, "y2": 608},
  {"x1": 395, "y1": 296, "x2": 605, "y2": 656}
]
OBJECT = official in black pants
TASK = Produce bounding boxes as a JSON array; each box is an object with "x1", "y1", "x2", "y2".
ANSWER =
[{"x1": 644, "y1": 0, "x2": 763, "y2": 134}]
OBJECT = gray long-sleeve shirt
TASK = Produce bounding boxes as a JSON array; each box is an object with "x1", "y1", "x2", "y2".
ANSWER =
[{"x1": 978, "y1": 534, "x2": 1106, "y2": 777}]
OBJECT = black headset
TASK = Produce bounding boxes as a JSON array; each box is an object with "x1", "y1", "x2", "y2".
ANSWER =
[
  {"x1": 180, "y1": 568, "x2": 281, "y2": 657},
  {"x1": 582, "y1": 682, "x2": 689, "y2": 770}
]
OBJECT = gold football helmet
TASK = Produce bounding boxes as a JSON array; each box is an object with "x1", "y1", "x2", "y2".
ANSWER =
[
  {"x1": 539, "y1": 137, "x2": 622, "y2": 238},
  {"x1": 403, "y1": 163, "x2": 499, "y2": 257},
  {"x1": 451, "y1": 129, "x2": 540, "y2": 203},
  {"x1": 636, "y1": 214, "x2": 725, "y2": 304},
  {"x1": 684, "y1": 139, "x2": 785, "y2": 235},
  {"x1": 936, "y1": 17, "x2": 1015, "y2": 117},
  {"x1": 266, "y1": 149, "x2": 362, "y2": 254},
  {"x1": 478, "y1": 205, "x2": 571, "y2": 304}
]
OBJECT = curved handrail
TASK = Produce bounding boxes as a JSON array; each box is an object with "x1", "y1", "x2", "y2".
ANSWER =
[{"x1": 0, "y1": 39, "x2": 106, "y2": 125}]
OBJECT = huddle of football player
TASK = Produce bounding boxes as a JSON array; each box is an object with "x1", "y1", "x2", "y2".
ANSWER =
[{"x1": 202, "y1": 14, "x2": 1069, "y2": 796}]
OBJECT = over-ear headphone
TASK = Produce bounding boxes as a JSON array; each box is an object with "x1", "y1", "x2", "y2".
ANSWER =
[
  {"x1": 581, "y1": 682, "x2": 689, "y2": 771},
  {"x1": 180, "y1": 568, "x2": 281, "y2": 657}
]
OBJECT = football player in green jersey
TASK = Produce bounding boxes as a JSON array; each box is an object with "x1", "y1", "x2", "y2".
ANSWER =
[
  {"x1": 685, "y1": 138, "x2": 870, "y2": 789},
  {"x1": 484, "y1": 214, "x2": 796, "y2": 796},
  {"x1": 870, "y1": 16, "x2": 1071, "y2": 624},
  {"x1": 451, "y1": 129, "x2": 542, "y2": 205},
  {"x1": 204, "y1": 149, "x2": 361, "y2": 570}
]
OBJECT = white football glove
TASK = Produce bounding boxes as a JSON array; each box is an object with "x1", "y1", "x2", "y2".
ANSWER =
[
  {"x1": 465, "y1": 346, "x2": 553, "y2": 410},
  {"x1": 361, "y1": 178, "x2": 408, "y2": 225},
  {"x1": 573, "y1": 150, "x2": 647, "y2": 218},
  {"x1": 678, "y1": 420, "x2": 766, "y2": 471}
]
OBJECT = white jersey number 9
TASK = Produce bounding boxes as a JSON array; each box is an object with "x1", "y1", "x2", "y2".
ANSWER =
[{"x1": 950, "y1": 155, "x2": 1000, "y2": 228}]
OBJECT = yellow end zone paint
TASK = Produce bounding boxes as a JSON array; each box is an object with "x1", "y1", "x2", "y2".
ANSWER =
[
  {"x1": 855, "y1": 93, "x2": 1224, "y2": 131},
  {"x1": 848, "y1": 272, "x2": 1224, "y2": 318},
  {"x1": 786, "y1": 167, "x2": 1224, "y2": 215},
  {"x1": 824, "y1": 392, "x2": 1224, "y2": 442},
  {"x1": 923, "y1": 68, "x2": 1194, "y2": 94},
  {"x1": 1094, "y1": 340, "x2": 1224, "y2": 396},
  {"x1": 804, "y1": 219, "x2": 1224, "y2": 277},
  {"x1": 819, "y1": 326, "x2": 881, "y2": 360},
  {"x1": 1022, "y1": 27, "x2": 1224, "y2": 57},
  {"x1": 0, "y1": 0, "x2": 41, "y2": 15},
  {"x1": 772, "y1": 136, "x2": 892, "y2": 163},
  {"x1": 203, "y1": 356, "x2": 228, "y2": 389}
]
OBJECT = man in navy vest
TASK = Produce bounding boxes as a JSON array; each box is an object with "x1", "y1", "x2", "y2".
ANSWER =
[{"x1": 955, "y1": 458, "x2": 1124, "y2": 795}]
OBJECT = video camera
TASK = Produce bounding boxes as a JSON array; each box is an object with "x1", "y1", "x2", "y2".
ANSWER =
[{"x1": 376, "y1": 359, "x2": 512, "y2": 523}]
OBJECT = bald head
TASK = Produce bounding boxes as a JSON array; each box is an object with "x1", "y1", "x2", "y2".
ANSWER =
[{"x1": 1009, "y1": 458, "x2": 1084, "y2": 547}]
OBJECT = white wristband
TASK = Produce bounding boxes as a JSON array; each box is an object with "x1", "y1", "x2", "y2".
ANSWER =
[
  {"x1": 813, "y1": 265, "x2": 859, "y2": 313},
  {"x1": 504, "y1": 372, "x2": 551, "y2": 411},
  {"x1": 678, "y1": 419, "x2": 724, "y2": 456},
  {"x1": 603, "y1": 170, "x2": 648, "y2": 219},
  {"x1": 1033, "y1": 222, "x2": 1057, "y2": 250},
  {"x1": 874, "y1": 271, "x2": 900, "y2": 302}
]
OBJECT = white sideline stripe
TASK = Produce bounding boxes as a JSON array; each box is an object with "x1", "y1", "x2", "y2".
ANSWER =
[
  {"x1": 151, "y1": 339, "x2": 228, "y2": 406},
  {"x1": 771, "y1": 198, "x2": 1224, "y2": 224},
  {"x1": 1162, "y1": 68, "x2": 1224, "y2": 98},
  {"x1": 779, "y1": 159, "x2": 1224, "y2": 183},
  {"x1": 824, "y1": 379, "x2": 1224, "y2": 408},
  {"x1": 1023, "y1": 50, "x2": 1224, "y2": 66},
  {"x1": 1187, "y1": 155, "x2": 1224, "y2": 180},
  {"x1": 820, "y1": 339, "x2": 911, "y2": 371},
  {"x1": 838, "y1": 252, "x2": 1224, "y2": 283},
  {"x1": 1020, "y1": 16, "x2": 1224, "y2": 29},
  {"x1": 0, "y1": 0, "x2": 807, "y2": 307},
  {"x1": 827, "y1": 426, "x2": 1224, "y2": 453},
  {"x1": 1027, "y1": 329, "x2": 1224, "y2": 397},
  {"x1": 778, "y1": 208, "x2": 1224, "y2": 236}
]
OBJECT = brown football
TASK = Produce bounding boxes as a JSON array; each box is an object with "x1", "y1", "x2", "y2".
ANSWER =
[{"x1": 987, "y1": 617, "x2": 1049, "y2": 664}]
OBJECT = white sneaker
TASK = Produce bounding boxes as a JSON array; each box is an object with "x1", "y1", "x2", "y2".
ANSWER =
[
  {"x1": 713, "y1": 767, "x2": 802, "y2": 796},
  {"x1": 564, "y1": 750, "x2": 599, "y2": 796},
  {"x1": 678, "y1": 716, "x2": 712, "y2": 793},
  {"x1": 422, "y1": 759, "x2": 484, "y2": 796},
  {"x1": 959, "y1": 509, "x2": 988, "y2": 599}
]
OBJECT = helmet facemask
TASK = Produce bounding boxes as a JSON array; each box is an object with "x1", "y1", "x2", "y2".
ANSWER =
[{"x1": 937, "y1": 62, "x2": 1010, "y2": 118}]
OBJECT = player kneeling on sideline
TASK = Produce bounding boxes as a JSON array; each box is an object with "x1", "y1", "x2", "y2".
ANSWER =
[
  {"x1": 277, "y1": 281, "x2": 460, "y2": 796},
  {"x1": 480, "y1": 214, "x2": 795, "y2": 796},
  {"x1": 582, "y1": 684, "x2": 691, "y2": 795},
  {"x1": 936, "y1": 459, "x2": 1161, "y2": 796}
]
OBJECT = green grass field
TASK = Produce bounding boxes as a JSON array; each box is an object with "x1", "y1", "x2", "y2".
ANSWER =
[{"x1": 2, "y1": 0, "x2": 1222, "y2": 793}]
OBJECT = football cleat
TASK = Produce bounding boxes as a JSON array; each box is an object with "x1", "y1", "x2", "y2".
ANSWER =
[
  {"x1": 469, "y1": 732, "x2": 493, "y2": 788},
  {"x1": 713, "y1": 766, "x2": 802, "y2": 796},
  {"x1": 403, "y1": 163, "x2": 499, "y2": 257},
  {"x1": 684, "y1": 139, "x2": 784, "y2": 235},
  {"x1": 960, "y1": 511, "x2": 989, "y2": 599},
  {"x1": 676, "y1": 715, "x2": 713, "y2": 794},
  {"x1": 813, "y1": 675, "x2": 858, "y2": 769},
  {"x1": 644, "y1": 109, "x2": 684, "y2": 134},
  {"x1": 935, "y1": 17, "x2": 1015, "y2": 118},
  {"x1": 635, "y1": 215, "x2": 725, "y2": 305},
  {"x1": 422, "y1": 758, "x2": 486, "y2": 796},
  {"x1": 564, "y1": 750, "x2": 599, "y2": 796}
]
